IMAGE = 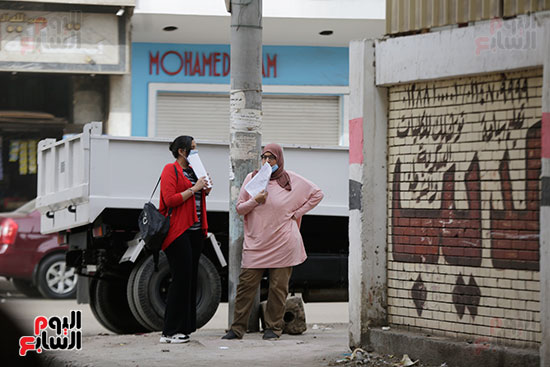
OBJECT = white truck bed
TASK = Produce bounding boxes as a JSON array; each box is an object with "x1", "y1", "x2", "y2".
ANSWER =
[{"x1": 36, "y1": 122, "x2": 349, "y2": 234}]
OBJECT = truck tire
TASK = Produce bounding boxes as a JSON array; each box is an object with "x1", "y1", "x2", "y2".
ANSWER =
[
  {"x1": 130, "y1": 253, "x2": 221, "y2": 331},
  {"x1": 11, "y1": 278, "x2": 42, "y2": 298},
  {"x1": 89, "y1": 277, "x2": 149, "y2": 334},
  {"x1": 127, "y1": 257, "x2": 157, "y2": 332}
]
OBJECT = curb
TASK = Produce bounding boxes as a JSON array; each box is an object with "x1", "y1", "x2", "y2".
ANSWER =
[{"x1": 367, "y1": 328, "x2": 539, "y2": 367}]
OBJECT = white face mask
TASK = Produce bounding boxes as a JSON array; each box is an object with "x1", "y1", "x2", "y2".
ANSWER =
[{"x1": 188, "y1": 149, "x2": 198, "y2": 155}]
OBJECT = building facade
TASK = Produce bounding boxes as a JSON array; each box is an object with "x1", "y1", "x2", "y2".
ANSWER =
[
  {"x1": 129, "y1": 0, "x2": 385, "y2": 148},
  {"x1": 0, "y1": 0, "x2": 133, "y2": 210},
  {"x1": 349, "y1": 2, "x2": 550, "y2": 366}
]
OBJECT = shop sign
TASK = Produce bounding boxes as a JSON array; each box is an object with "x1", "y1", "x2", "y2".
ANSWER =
[
  {"x1": 0, "y1": 10, "x2": 128, "y2": 73},
  {"x1": 149, "y1": 50, "x2": 277, "y2": 78}
]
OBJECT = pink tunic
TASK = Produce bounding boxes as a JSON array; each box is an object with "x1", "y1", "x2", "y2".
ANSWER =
[{"x1": 236, "y1": 170, "x2": 324, "y2": 268}]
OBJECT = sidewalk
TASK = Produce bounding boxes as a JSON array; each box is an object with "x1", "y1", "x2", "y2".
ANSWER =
[{"x1": 43, "y1": 323, "x2": 349, "y2": 367}]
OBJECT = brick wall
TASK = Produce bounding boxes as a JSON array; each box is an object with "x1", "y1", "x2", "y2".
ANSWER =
[{"x1": 387, "y1": 68, "x2": 542, "y2": 348}]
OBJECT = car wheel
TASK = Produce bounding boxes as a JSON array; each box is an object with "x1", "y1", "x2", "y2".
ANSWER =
[
  {"x1": 130, "y1": 253, "x2": 221, "y2": 331},
  {"x1": 11, "y1": 278, "x2": 42, "y2": 298},
  {"x1": 89, "y1": 277, "x2": 149, "y2": 334},
  {"x1": 36, "y1": 253, "x2": 78, "y2": 299}
]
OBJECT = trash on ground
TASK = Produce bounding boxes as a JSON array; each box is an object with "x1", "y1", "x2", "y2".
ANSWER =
[
  {"x1": 440, "y1": 363, "x2": 448, "y2": 367},
  {"x1": 382, "y1": 326, "x2": 391, "y2": 331},
  {"x1": 396, "y1": 354, "x2": 419, "y2": 366},
  {"x1": 219, "y1": 346, "x2": 229, "y2": 350},
  {"x1": 335, "y1": 348, "x2": 370, "y2": 364},
  {"x1": 161, "y1": 349, "x2": 169, "y2": 353},
  {"x1": 311, "y1": 324, "x2": 333, "y2": 331}
]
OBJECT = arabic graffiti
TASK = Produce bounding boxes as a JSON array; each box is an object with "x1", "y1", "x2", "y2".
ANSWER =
[
  {"x1": 452, "y1": 274, "x2": 481, "y2": 319},
  {"x1": 392, "y1": 155, "x2": 482, "y2": 266},
  {"x1": 19, "y1": 310, "x2": 82, "y2": 356},
  {"x1": 389, "y1": 70, "x2": 541, "y2": 322},
  {"x1": 490, "y1": 121, "x2": 540, "y2": 270},
  {"x1": 399, "y1": 77, "x2": 530, "y2": 108},
  {"x1": 390, "y1": 72, "x2": 540, "y2": 270},
  {"x1": 411, "y1": 274, "x2": 427, "y2": 316}
]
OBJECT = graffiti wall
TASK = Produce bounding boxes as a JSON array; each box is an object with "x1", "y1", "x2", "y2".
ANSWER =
[{"x1": 387, "y1": 68, "x2": 541, "y2": 348}]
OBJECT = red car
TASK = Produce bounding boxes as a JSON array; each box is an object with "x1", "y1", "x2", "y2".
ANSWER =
[{"x1": 0, "y1": 200, "x2": 77, "y2": 299}]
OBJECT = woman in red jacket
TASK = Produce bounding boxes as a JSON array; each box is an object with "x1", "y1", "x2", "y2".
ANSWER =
[{"x1": 158, "y1": 135, "x2": 210, "y2": 344}]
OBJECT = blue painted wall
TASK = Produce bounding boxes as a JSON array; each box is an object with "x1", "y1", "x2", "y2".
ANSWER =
[{"x1": 131, "y1": 43, "x2": 349, "y2": 136}]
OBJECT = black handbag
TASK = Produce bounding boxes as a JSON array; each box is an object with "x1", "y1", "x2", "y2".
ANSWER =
[{"x1": 138, "y1": 165, "x2": 178, "y2": 271}]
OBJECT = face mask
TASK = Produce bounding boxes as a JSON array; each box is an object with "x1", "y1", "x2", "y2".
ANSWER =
[
  {"x1": 271, "y1": 164, "x2": 279, "y2": 173},
  {"x1": 184, "y1": 149, "x2": 198, "y2": 161}
]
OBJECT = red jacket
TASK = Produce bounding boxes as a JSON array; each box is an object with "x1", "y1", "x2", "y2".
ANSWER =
[{"x1": 159, "y1": 161, "x2": 208, "y2": 250}]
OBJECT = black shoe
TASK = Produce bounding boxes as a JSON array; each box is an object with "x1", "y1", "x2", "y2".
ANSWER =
[
  {"x1": 262, "y1": 329, "x2": 279, "y2": 340},
  {"x1": 221, "y1": 330, "x2": 241, "y2": 340}
]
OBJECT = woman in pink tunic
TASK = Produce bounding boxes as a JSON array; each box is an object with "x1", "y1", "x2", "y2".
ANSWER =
[{"x1": 222, "y1": 143, "x2": 323, "y2": 340}]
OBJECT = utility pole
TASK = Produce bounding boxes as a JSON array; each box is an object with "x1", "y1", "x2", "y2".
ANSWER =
[{"x1": 227, "y1": 0, "x2": 262, "y2": 331}]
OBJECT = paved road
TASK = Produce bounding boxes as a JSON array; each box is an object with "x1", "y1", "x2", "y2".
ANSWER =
[
  {"x1": 1, "y1": 277, "x2": 352, "y2": 366},
  {"x1": 0, "y1": 277, "x2": 349, "y2": 336}
]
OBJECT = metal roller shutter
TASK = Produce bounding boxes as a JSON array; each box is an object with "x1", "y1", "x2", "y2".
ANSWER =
[{"x1": 155, "y1": 93, "x2": 340, "y2": 146}]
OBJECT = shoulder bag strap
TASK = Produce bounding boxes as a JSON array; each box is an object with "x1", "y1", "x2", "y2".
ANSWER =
[{"x1": 152, "y1": 164, "x2": 179, "y2": 215}]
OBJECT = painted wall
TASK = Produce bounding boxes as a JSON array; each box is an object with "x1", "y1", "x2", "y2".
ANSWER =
[
  {"x1": 387, "y1": 68, "x2": 541, "y2": 348},
  {"x1": 131, "y1": 42, "x2": 349, "y2": 136}
]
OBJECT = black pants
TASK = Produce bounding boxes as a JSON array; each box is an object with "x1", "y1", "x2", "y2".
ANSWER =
[{"x1": 162, "y1": 229, "x2": 204, "y2": 336}]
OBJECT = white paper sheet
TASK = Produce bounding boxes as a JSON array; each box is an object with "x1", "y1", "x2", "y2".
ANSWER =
[
  {"x1": 187, "y1": 152, "x2": 212, "y2": 188},
  {"x1": 245, "y1": 162, "x2": 272, "y2": 197}
]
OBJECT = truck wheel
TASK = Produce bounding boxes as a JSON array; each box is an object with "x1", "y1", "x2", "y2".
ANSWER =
[
  {"x1": 131, "y1": 253, "x2": 221, "y2": 331},
  {"x1": 36, "y1": 253, "x2": 77, "y2": 299},
  {"x1": 11, "y1": 278, "x2": 42, "y2": 298},
  {"x1": 127, "y1": 257, "x2": 157, "y2": 332},
  {"x1": 89, "y1": 277, "x2": 149, "y2": 334}
]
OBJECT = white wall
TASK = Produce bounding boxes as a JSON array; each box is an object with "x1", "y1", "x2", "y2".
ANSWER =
[{"x1": 135, "y1": 0, "x2": 385, "y2": 19}]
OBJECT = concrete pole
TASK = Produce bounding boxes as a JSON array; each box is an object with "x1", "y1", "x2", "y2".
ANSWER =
[
  {"x1": 348, "y1": 40, "x2": 388, "y2": 349},
  {"x1": 228, "y1": 0, "x2": 262, "y2": 331},
  {"x1": 106, "y1": 74, "x2": 132, "y2": 136},
  {"x1": 538, "y1": 12, "x2": 550, "y2": 367}
]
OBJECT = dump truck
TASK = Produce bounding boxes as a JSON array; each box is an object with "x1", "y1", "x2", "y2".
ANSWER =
[{"x1": 36, "y1": 122, "x2": 349, "y2": 333}]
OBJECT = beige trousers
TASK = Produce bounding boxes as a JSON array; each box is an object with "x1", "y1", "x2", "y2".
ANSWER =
[{"x1": 230, "y1": 267, "x2": 293, "y2": 337}]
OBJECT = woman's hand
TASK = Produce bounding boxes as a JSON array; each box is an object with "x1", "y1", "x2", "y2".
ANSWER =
[
  {"x1": 193, "y1": 176, "x2": 208, "y2": 192},
  {"x1": 254, "y1": 190, "x2": 268, "y2": 204},
  {"x1": 204, "y1": 174, "x2": 213, "y2": 195}
]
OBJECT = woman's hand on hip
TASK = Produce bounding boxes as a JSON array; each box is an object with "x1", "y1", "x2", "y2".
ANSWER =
[{"x1": 254, "y1": 190, "x2": 268, "y2": 204}]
